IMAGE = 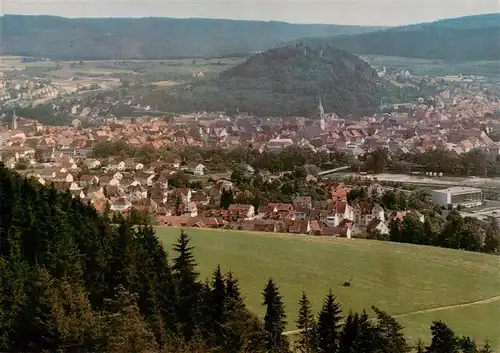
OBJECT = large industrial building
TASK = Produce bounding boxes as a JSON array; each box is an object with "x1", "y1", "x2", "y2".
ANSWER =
[{"x1": 430, "y1": 187, "x2": 483, "y2": 208}]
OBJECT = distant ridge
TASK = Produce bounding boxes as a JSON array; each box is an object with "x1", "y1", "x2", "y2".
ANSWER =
[
  {"x1": 292, "y1": 13, "x2": 500, "y2": 61},
  {"x1": 0, "y1": 15, "x2": 384, "y2": 60}
]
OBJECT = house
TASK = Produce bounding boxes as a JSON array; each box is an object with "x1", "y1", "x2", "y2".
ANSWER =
[
  {"x1": 178, "y1": 202, "x2": 198, "y2": 217},
  {"x1": 112, "y1": 171, "x2": 123, "y2": 180},
  {"x1": 39, "y1": 168, "x2": 58, "y2": 180},
  {"x1": 70, "y1": 189, "x2": 86, "y2": 199},
  {"x1": 388, "y1": 211, "x2": 425, "y2": 223},
  {"x1": 192, "y1": 191, "x2": 210, "y2": 206},
  {"x1": 132, "y1": 198, "x2": 159, "y2": 214},
  {"x1": 171, "y1": 188, "x2": 192, "y2": 204},
  {"x1": 261, "y1": 203, "x2": 295, "y2": 219},
  {"x1": 228, "y1": 204, "x2": 256, "y2": 220},
  {"x1": 155, "y1": 173, "x2": 170, "y2": 189},
  {"x1": 367, "y1": 218, "x2": 390, "y2": 235},
  {"x1": 328, "y1": 201, "x2": 355, "y2": 227},
  {"x1": 134, "y1": 172, "x2": 155, "y2": 187},
  {"x1": 319, "y1": 225, "x2": 352, "y2": 238},
  {"x1": 288, "y1": 220, "x2": 311, "y2": 234},
  {"x1": 53, "y1": 172, "x2": 74, "y2": 183},
  {"x1": 127, "y1": 184, "x2": 148, "y2": 202},
  {"x1": 293, "y1": 196, "x2": 313, "y2": 210},
  {"x1": 187, "y1": 163, "x2": 205, "y2": 176},
  {"x1": 241, "y1": 219, "x2": 281, "y2": 232},
  {"x1": 354, "y1": 202, "x2": 385, "y2": 227},
  {"x1": 116, "y1": 161, "x2": 126, "y2": 171},
  {"x1": 111, "y1": 197, "x2": 132, "y2": 213},
  {"x1": 84, "y1": 158, "x2": 101, "y2": 169},
  {"x1": 331, "y1": 185, "x2": 351, "y2": 202},
  {"x1": 78, "y1": 174, "x2": 99, "y2": 187},
  {"x1": 294, "y1": 206, "x2": 310, "y2": 221}
]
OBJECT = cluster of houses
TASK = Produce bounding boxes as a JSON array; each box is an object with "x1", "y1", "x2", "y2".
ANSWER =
[
  {"x1": 4, "y1": 150, "x2": 424, "y2": 237},
  {"x1": 157, "y1": 183, "x2": 425, "y2": 238}
]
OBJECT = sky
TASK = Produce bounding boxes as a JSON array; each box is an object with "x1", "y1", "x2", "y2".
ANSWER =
[{"x1": 2, "y1": 0, "x2": 499, "y2": 26}]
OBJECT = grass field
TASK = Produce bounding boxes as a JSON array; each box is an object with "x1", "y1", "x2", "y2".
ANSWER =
[
  {"x1": 364, "y1": 55, "x2": 500, "y2": 78},
  {"x1": 151, "y1": 81, "x2": 182, "y2": 87},
  {"x1": 156, "y1": 227, "x2": 500, "y2": 349},
  {"x1": 0, "y1": 56, "x2": 244, "y2": 79}
]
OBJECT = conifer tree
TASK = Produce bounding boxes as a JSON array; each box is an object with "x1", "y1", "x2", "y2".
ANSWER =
[
  {"x1": 338, "y1": 310, "x2": 376, "y2": 353},
  {"x1": 108, "y1": 221, "x2": 137, "y2": 294},
  {"x1": 457, "y1": 336, "x2": 478, "y2": 353},
  {"x1": 372, "y1": 306, "x2": 410, "y2": 352},
  {"x1": 225, "y1": 270, "x2": 244, "y2": 311},
  {"x1": 262, "y1": 278, "x2": 288, "y2": 352},
  {"x1": 426, "y1": 321, "x2": 458, "y2": 353},
  {"x1": 211, "y1": 265, "x2": 227, "y2": 324},
  {"x1": 479, "y1": 340, "x2": 493, "y2": 353},
  {"x1": 172, "y1": 230, "x2": 202, "y2": 340},
  {"x1": 102, "y1": 285, "x2": 157, "y2": 353},
  {"x1": 134, "y1": 225, "x2": 175, "y2": 344},
  {"x1": 296, "y1": 292, "x2": 316, "y2": 353},
  {"x1": 415, "y1": 339, "x2": 425, "y2": 353},
  {"x1": 222, "y1": 271, "x2": 262, "y2": 353},
  {"x1": 316, "y1": 290, "x2": 342, "y2": 353}
]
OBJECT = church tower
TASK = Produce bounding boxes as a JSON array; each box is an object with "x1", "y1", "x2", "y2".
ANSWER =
[
  {"x1": 318, "y1": 96, "x2": 326, "y2": 131},
  {"x1": 12, "y1": 109, "x2": 18, "y2": 130},
  {"x1": 317, "y1": 96, "x2": 324, "y2": 118}
]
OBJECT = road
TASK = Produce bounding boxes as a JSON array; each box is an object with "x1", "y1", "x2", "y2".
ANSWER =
[
  {"x1": 282, "y1": 294, "x2": 500, "y2": 336},
  {"x1": 330, "y1": 172, "x2": 500, "y2": 190}
]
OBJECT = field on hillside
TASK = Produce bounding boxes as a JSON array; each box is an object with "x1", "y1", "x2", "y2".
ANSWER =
[
  {"x1": 364, "y1": 55, "x2": 500, "y2": 78},
  {"x1": 157, "y1": 227, "x2": 500, "y2": 349},
  {"x1": 0, "y1": 56, "x2": 244, "y2": 80}
]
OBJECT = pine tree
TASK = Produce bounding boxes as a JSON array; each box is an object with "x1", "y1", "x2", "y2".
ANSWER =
[
  {"x1": 316, "y1": 290, "x2": 342, "y2": 353},
  {"x1": 479, "y1": 340, "x2": 493, "y2": 353},
  {"x1": 172, "y1": 229, "x2": 202, "y2": 340},
  {"x1": 207, "y1": 265, "x2": 227, "y2": 346},
  {"x1": 223, "y1": 271, "x2": 263, "y2": 353},
  {"x1": 338, "y1": 310, "x2": 376, "y2": 353},
  {"x1": 415, "y1": 339, "x2": 425, "y2": 353},
  {"x1": 102, "y1": 285, "x2": 157, "y2": 353},
  {"x1": 108, "y1": 220, "x2": 137, "y2": 294},
  {"x1": 426, "y1": 321, "x2": 458, "y2": 353},
  {"x1": 225, "y1": 270, "x2": 244, "y2": 311},
  {"x1": 372, "y1": 306, "x2": 410, "y2": 352},
  {"x1": 262, "y1": 278, "x2": 288, "y2": 352},
  {"x1": 457, "y1": 336, "x2": 478, "y2": 353},
  {"x1": 296, "y1": 292, "x2": 316, "y2": 353},
  {"x1": 134, "y1": 225, "x2": 175, "y2": 345}
]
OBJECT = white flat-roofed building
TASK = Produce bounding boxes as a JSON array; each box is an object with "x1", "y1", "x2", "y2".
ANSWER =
[{"x1": 430, "y1": 187, "x2": 482, "y2": 208}]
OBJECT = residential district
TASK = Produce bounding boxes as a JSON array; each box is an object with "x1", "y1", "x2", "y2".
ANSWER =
[{"x1": 1, "y1": 80, "x2": 500, "y2": 241}]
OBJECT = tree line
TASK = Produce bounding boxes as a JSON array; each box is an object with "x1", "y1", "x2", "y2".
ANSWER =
[{"x1": 0, "y1": 163, "x2": 495, "y2": 352}]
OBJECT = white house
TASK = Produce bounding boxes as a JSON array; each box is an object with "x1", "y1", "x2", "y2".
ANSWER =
[
  {"x1": 367, "y1": 219, "x2": 390, "y2": 235},
  {"x1": 84, "y1": 158, "x2": 101, "y2": 169},
  {"x1": 187, "y1": 163, "x2": 205, "y2": 176},
  {"x1": 354, "y1": 202, "x2": 385, "y2": 227}
]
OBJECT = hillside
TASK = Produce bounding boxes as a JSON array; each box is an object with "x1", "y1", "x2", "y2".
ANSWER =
[
  {"x1": 296, "y1": 14, "x2": 500, "y2": 61},
  {"x1": 157, "y1": 227, "x2": 500, "y2": 348},
  {"x1": 156, "y1": 45, "x2": 382, "y2": 117},
  {"x1": 0, "y1": 15, "x2": 383, "y2": 60}
]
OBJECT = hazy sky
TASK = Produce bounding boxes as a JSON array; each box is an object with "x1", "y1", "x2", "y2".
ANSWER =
[{"x1": 2, "y1": 0, "x2": 499, "y2": 26}]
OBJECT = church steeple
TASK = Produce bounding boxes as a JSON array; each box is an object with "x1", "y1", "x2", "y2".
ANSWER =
[
  {"x1": 12, "y1": 109, "x2": 18, "y2": 130},
  {"x1": 317, "y1": 96, "x2": 324, "y2": 119}
]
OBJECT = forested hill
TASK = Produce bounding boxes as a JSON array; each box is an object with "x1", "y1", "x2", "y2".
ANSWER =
[
  {"x1": 158, "y1": 45, "x2": 382, "y2": 117},
  {"x1": 0, "y1": 15, "x2": 383, "y2": 60},
  {"x1": 295, "y1": 14, "x2": 500, "y2": 61}
]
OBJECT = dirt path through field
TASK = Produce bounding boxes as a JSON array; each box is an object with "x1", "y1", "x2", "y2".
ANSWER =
[{"x1": 282, "y1": 295, "x2": 500, "y2": 336}]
